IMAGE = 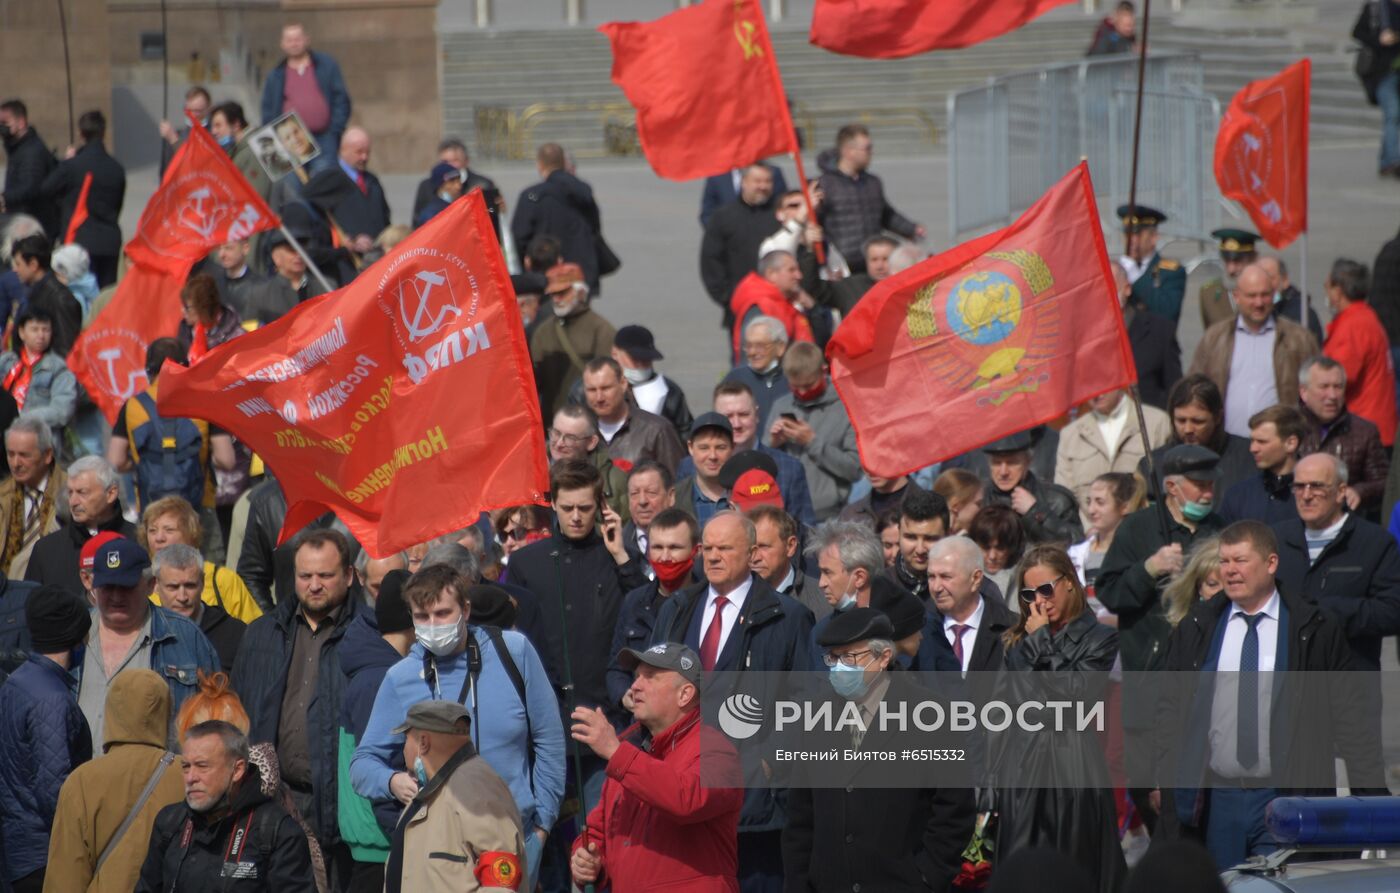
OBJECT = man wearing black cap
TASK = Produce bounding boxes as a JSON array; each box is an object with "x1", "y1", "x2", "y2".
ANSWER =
[
  {"x1": 1199, "y1": 228, "x2": 1259, "y2": 330},
  {"x1": 571, "y1": 643, "x2": 743, "y2": 892},
  {"x1": 784, "y1": 608, "x2": 974, "y2": 893},
  {"x1": 0, "y1": 585, "x2": 93, "y2": 893},
  {"x1": 610, "y1": 324, "x2": 693, "y2": 440},
  {"x1": 673, "y1": 412, "x2": 736, "y2": 526},
  {"x1": 1117, "y1": 204, "x2": 1186, "y2": 323},
  {"x1": 337, "y1": 568, "x2": 414, "y2": 888},
  {"x1": 980, "y1": 431, "x2": 1083, "y2": 545}
]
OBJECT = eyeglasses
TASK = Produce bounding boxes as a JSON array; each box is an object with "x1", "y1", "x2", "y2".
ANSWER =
[
  {"x1": 1019, "y1": 575, "x2": 1065, "y2": 605},
  {"x1": 503, "y1": 527, "x2": 536, "y2": 542},
  {"x1": 822, "y1": 649, "x2": 873, "y2": 668},
  {"x1": 548, "y1": 428, "x2": 589, "y2": 446},
  {"x1": 1290, "y1": 481, "x2": 1336, "y2": 495}
]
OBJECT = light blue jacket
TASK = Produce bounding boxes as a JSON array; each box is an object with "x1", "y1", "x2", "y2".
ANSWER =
[{"x1": 349, "y1": 626, "x2": 565, "y2": 832}]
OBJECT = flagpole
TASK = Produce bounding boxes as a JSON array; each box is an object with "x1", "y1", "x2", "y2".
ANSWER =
[
  {"x1": 1124, "y1": 0, "x2": 1152, "y2": 257},
  {"x1": 55, "y1": 0, "x2": 75, "y2": 145},
  {"x1": 789, "y1": 151, "x2": 826, "y2": 266},
  {"x1": 1130, "y1": 386, "x2": 1173, "y2": 542},
  {"x1": 278, "y1": 224, "x2": 334, "y2": 295},
  {"x1": 1298, "y1": 231, "x2": 1309, "y2": 328}
]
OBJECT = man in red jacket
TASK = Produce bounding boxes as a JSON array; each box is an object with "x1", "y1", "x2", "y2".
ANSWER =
[
  {"x1": 570, "y1": 643, "x2": 743, "y2": 891},
  {"x1": 728, "y1": 251, "x2": 816, "y2": 366},
  {"x1": 1323, "y1": 258, "x2": 1397, "y2": 446}
]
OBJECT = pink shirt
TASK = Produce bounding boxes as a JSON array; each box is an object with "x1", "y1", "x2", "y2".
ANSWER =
[{"x1": 282, "y1": 61, "x2": 331, "y2": 134}]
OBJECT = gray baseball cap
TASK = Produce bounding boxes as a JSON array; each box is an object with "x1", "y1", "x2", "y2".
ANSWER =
[{"x1": 618, "y1": 642, "x2": 703, "y2": 687}]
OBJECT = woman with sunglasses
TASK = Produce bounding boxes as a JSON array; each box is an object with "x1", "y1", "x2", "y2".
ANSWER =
[{"x1": 990, "y1": 545, "x2": 1126, "y2": 892}]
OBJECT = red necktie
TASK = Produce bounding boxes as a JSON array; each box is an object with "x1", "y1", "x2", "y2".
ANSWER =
[
  {"x1": 699, "y1": 595, "x2": 728, "y2": 671},
  {"x1": 355, "y1": 171, "x2": 368, "y2": 195},
  {"x1": 951, "y1": 624, "x2": 971, "y2": 669}
]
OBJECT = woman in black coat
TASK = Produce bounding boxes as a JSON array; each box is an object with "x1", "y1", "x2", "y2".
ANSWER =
[{"x1": 990, "y1": 544, "x2": 1127, "y2": 893}]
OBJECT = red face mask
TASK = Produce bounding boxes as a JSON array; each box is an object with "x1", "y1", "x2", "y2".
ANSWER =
[
  {"x1": 651, "y1": 550, "x2": 697, "y2": 590},
  {"x1": 792, "y1": 379, "x2": 826, "y2": 402}
]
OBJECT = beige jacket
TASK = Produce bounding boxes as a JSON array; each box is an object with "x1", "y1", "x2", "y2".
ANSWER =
[
  {"x1": 1188, "y1": 315, "x2": 1319, "y2": 410},
  {"x1": 1054, "y1": 401, "x2": 1171, "y2": 517},
  {"x1": 394, "y1": 745, "x2": 525, "y2": 892},
  {"x1": 0, "y1": 464, "x2": 68, "y2": 579}
]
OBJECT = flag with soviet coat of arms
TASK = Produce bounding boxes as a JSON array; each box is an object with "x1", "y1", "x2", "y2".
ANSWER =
[{"x1": 826, "y1": 162, "x2": 1136, "y2": 478}]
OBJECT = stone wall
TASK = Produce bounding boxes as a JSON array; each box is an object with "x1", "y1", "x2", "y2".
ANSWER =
[{"x1": 0, "y1": 0, "x2": 114, "y2": 155}]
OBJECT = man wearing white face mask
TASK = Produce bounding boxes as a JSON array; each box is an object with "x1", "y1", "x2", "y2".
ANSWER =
[
  {"x1": 350, "y1": 564, "x2": 565, "y2": 891},
  {"x1": 803, "y1": 519, "x2": 883, "y2": 668}
]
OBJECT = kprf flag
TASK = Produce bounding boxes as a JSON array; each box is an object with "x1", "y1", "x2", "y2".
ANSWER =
[
  {"x1": 125, "y1": 122, "x2": 278, "y2": 273},
  {"x1": 157, "y1": 191, "x2": 550, "y2": 557},
  {"x1": 600, "y1": 0, "x2": 797, "y2": 180},
  {"x1": 1214, "y1": 58, "x2": 1310, "y2": 248},
  {"x1": 827, "y1": 162, "x2": 1134, "y2": 477},
  {"x1": 810, "y1": 0, "x2": 1076, "y2": 58}
]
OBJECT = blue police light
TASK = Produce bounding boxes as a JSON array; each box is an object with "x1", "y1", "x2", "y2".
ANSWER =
[{"x1": 1267, "y1": 797, "x2": 1400, "y2": 847}]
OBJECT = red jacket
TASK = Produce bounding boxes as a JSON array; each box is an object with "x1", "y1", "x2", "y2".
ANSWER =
[
  {"x1": 728, "y1": 272, "x2": 815, "y2": 364},
  {"x1": 1325, "y1": 301, "x2": 1398, "y2": 445},
  {"x1": 572, "y1": 711, "x2": 743, "y2": 892}
]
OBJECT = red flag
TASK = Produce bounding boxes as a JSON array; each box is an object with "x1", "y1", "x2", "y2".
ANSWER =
[
  {"x1": 67, "y1": 263, "x2": 185, "y2": 422},
  {"x1": 156, "y1": 191, "x2": 550, "y2": 557},
  {"x1": 64, "y1": 173, "x2": 93, "y2": 245},
  {"x1": 125, "y1": 123, "x2": 279, "y2": 273},
  {"x1": 1213, "y1": 59, "x2": 1310, "y2": 248},
  {"x1": 600, "y1": 0, "x2": 796, "y2": 180},
  {"x1": 827, "y1": 162, "x2": 1134, "y2": 477},
  {"x1": 810, "y1": 0, "x2": 1075, "y2": 58}
]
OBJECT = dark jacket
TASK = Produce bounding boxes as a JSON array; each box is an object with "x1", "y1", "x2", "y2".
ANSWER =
[
  {"x1": 236, "y1": 476, "x2": 354, "y2": 610},
  {"x1": 1272, "y1": 513, "x2": 1400, "y2": 669},
  {"x1": 606, "y1": 579, "x2": 674, "y2": 709},
  {"x1": 782, "y1": 673, "x2": 975, "y2": 893},
  {"x1": 177, "y1": 304, "x2": 245, "y2": 357},
  {"x1": 983, "y1": 471, "x2": 1084, "y2": 545},
  {"x1": 199, "y1": 602, "x2": 247, "y2": 674},
  {"x1": 604, "y1": 407, "x2": 686, "y2": 474},
  {"x1": 778, "y1": 569, "x2": 831, "y2": 625},
  {"x1": 413, "y1": 168, "x2": 501, "y2": 235},
  {"x1": 1219, "y1": 470, "x2": 1299, "y2": 526},
  {"x1": 231, "y1": 591, "x2": 363, "y2": 845},
  {"x1": 212, "y1": 267, "x2": 273, "y2": 320},
  {"x1": 699, "y1": 165, "x2": 787, "y2": 227},
  {"x1": 677, "y1": 444, "x2": 818, "y2": 529},
  {"x1": 1125, "y1": 300, "x2": 1182, "y2": 410},
  {"x1": 2, "y1": 127, "x2": 58, "y2": 236},
  {"x1": 651, "y1": 574, "x2": 815, "y2": 832},
  {"x1": 20, "y1": 273, "x2": 83, "y2": 358},
  {"x1": 933, "y1": 591, "x2": 1017, "y2": 675},
  {"x1": 512, "y1": 169, "x2": 607, "y2": 292},
  {"x1": 41, "y1": 140, "x2": 126, "y2": 259},
  {"x1": 699, "y1": 196, "x2": 780, "y2": 313},
  {"x1": 24, "y1": 512, "x2": 136, "y2": 595},
  {"x1": 991, "y1": 611, "x2": 1126, "y2": 893},
  {"x1": 0, "y1": 577, "x2": 38, "y2": 675},
  {"x1": 815, "y1": 166, "x2": 918, "y2": 273},
  {"x1": 337, "y1": 611, "x2": 405, "y2": 843},
  {"x1": 1143, "y1": 429, "x2": 1256, "y2": 498},
  {"x1": 0, "y1": 652, "x2": 92, "y2": 882},
  {"x1": 1298, "y1": 406, "x2": 1390, "y2": 511},
  {"x1": 259, "y1": 49, "x2": 352, "y2": 140},
  {"x1": 1097, "y1": 506, "x2": 1225, "y2": 675},
  {"x1": 1275, "y1": 284, "x2": 1325, "y2": 344},
  {"x1": 721, "y1": 363, "x2": 790, "y2": 429},
  {"x1": 136, "y1": 763, "x2": 316, "y2": 892},
  {"x1": 1369, "y1": 226, "x2": 1400, "y2": 344},
  {"x1": 303, "y1": 165, "x2": 391, "y2": 242}
]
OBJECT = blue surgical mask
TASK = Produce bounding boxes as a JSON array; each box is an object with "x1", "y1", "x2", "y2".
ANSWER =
[
  {"x1": 216, "y1": 134, "x2": 234, "y2": 149},
  {"x1": 829, "y1": 662, "x2": 870, "y2": 699},
  {"x1": 1181, "y1": 500, "x2": 1211, "y2": 522},
  {"x1": 413, "y1": 756, "x2": 429, "y2": 787}
]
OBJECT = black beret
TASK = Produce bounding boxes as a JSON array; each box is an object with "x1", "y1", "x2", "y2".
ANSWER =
[
  {"x1": 981, "y1": 430, "x2": 1034, "y2": 454},
  {"x1": 869, "y1": 578, "x2": 926, "y2": 640},
  {"x1": 374, "y1": 569, "x2": 413, "y2": 635},
  {"x1": 817, "y1": 606, "x2": 895, "y2": 648},
  {"x1": 467, "y1": 584, "x2": 517, "y2": 629},
  {"x1": 26, "y1": 584, "x2": 92, "y2": 653}
]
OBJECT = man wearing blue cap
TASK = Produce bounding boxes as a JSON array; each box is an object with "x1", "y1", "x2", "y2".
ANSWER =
[
  {"x1": 1117, "y1": 204, "x2": 1187, "y2": 324},
  {"x1": 413, "y1": 161, "x2": 463, "y2": 228}
]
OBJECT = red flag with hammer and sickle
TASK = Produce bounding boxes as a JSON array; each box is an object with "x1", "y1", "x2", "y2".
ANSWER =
[{"x1": 810, "y1": 0, "x2": 1076, "y2": 57}]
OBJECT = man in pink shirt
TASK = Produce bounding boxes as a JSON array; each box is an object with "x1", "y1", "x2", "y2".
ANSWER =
[
  {"x1": 259, "y1": 23, "x2": 352, "y2": 157},
  {"x1": 1323, "y1": 258, "x2": 1397, "y2": 446}
]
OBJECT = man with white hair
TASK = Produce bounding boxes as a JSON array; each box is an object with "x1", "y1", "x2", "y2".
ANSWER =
[
  {"x1": 727, "y1": 250, "x2": 818, "y2": 366},
  {"x1": 25, "y1": 455, "x2": 135, "y2": 594},
  {"x1": 0, "y1": 417, "x2": 66, "y2": 578},
  {"x1": 530, "y1": 262, "x2": 615, "y2": 416},
  {"x1": 153, "y1": 543, "x2": 245, "y2": 672},
  {"x1": 722, "y1": 314, "x2": 791, "y2": 428},
  {"x1": 927, "y1": 536, "x2": 1016, "y2": 675}
]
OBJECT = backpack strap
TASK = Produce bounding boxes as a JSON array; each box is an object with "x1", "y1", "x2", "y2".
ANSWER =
[
  {"x1": 134, "y1": 392, "x2": 178, "y2": 498},
  {"x1": 482, "y1": 626, "x2": 534, "y2": 781},
  {"x1": 95, "y1": 751, "x2": 176, "y2": 874}
]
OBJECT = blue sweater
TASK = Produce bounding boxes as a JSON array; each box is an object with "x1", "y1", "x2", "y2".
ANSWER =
[{"x1": 349, "y1": 626, "x2": 565, "y2": 832}]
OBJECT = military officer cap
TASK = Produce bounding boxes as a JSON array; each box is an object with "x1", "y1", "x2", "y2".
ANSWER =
[
  {"x1": 817, "y1": 607, "x2": 896, "y2": 649},
  {"x1": 1117, "y1": 204, "x2": 1167, "y2": 231},
  {"x1": 1162, "y1": 444, "x2": 1220, "y2": 481},
  {"x1": 981, "y1": 430, "x2": 1034, "y2": 454},
  {"x1": 1211, "y1": 228, "x2": 1260, "y2": 260}
]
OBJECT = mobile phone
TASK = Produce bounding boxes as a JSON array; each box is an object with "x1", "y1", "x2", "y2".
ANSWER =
[{"x1": 780, "y1": 412, "x2": 798, "y2": 422}]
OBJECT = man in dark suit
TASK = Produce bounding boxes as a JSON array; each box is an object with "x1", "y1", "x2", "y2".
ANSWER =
[
  {"x1": 7, "y1": 234, "x2": 81, "y2": 357},
  {"x1": 1113, "y1": 263, "x2": 1181, "y2": 409},
  {"x1": 699, "y1": 163, "x2": 788, "y2": 227},
  {"x1": 700, "y1": 165, "x2": 781, "y2": 330},
  {"x1": 301, "y1": 126, "x2": 389, "y2": 271},
  {"x1": 512, "y1": 142, "x2": 610, "y2": 294},
  {"x1": 927, "y1": 535, "x2": 1015, "y2": 676},
  {"x1": 40, "y1": 111, "x2": 124, "y2": 287}
]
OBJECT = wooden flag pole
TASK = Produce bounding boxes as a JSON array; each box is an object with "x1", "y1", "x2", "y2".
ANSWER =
[
  {"x1": 1123, "y1": 0, "x2": 1153, "y2": 258},
  {"x1": 790, "y1": 149, "x2": 826, "y2": 266},
  {"x1": 56, "y1": 0, "x2": 75, "y2": 145}
]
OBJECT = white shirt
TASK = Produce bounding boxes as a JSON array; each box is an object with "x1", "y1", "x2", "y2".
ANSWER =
[
  {"x1": 1209, "y1": 591, "x2": 1279, "y2": 778},
  {"x1": 1119, "y1": 253, "x2": 1153, "y2": 284},
  {"x1": 631, "y1": 374, "x2": 669, "y2": 418},
  {"x1": 598, "y1": 417, "x2": 625, "y2": 441},
  {"x1": 1093, "y1": 397, "x2": 1131, "y2": 463},
  {"x1": 776, "y1": 566, "x2": 797, "y2": 595},
  {"x1": 943, "y1": 597, "x2": 985, "y2": 676},
  {"x1": 701, "y1": 576, "x2": 754, "y2": 657}
]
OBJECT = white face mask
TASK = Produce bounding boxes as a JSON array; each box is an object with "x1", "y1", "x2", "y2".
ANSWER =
[
  {"x1": 622, "y1": 366, "x2": 653, "y2": 385},
  {"x1": 415, "y1": 617, "x2": 464, "y2": 657}
]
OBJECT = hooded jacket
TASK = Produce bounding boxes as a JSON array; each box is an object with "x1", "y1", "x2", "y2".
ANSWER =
[
  {"x1": 764, "y1": 380, "x2": 862, "y2": 520},
  {"x1": 45, "y1": 669, "x2": 184, "y2": 893}
]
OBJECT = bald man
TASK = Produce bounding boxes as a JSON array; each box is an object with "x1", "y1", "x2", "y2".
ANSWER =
[
  {"x1": 260, "y1": 22, "x2": 352, "y2": 157},
  {"x1": 1189, "y1": 263, "x2": 1319, "y2": 438},
  {"x1": 301, "y1": 125, "x2": 391, "y2": 261}
]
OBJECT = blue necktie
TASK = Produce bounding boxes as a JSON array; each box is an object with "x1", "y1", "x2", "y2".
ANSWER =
[{"x1": 1237, "y1": 612, "x2": 1264, "y2": 770}]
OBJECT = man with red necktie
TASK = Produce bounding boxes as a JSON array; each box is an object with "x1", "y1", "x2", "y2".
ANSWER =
[{"x1": 302, "y1": 125, "x2": 390, "y2": 266}]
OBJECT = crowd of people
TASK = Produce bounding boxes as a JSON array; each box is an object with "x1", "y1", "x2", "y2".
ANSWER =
[{"x1": 4, "y1": 13, "x2": 1400, "y2": 893}]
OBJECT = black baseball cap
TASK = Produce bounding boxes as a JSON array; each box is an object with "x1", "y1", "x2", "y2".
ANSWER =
[
  {"x1": 615, "y1": 325, "x2": 663, "y2": 362},
  {"x1": 690, "y1": 412, "x2": 733, "y2": 441}
]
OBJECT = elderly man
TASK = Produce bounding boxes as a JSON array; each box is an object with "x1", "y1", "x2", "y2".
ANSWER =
[
  {"x1": 1219, "y1": 405, "x2": 1306, "y2": 525},
  {"x1": 674, "y1": 412, "x2": 736, "y2": 526},
  {"x1": 1117, "y1": 204, "x2": 1186, "y2": 322},
  {"x1": 1054, "y1": 388, "x2": 1171, "y2": 514},
  {"x1": 259, "y1": 22, "x2": 351, "y2": 156},
  {"x1": 650, "y1": 511, "x2": 813, "y2": 891},
  {"x1": 765, "y1": 342, "x2": 860, "y2": 521},
  {"x1": 385, "y1": 701, "x2": 525, "y2": 893},
  {"x1": 817, "y1": 124, "x2": 924, "y2": 275},
  {"x1": 1296, "y1": 355, "x2": 1389, "y2": 512},
  {"x1": 78, "y1": 537, "x2": 219, "y2": 750},
  {"x1": 621, "y1": 459, "x2": 675, "y2": 569},
  {"x1": 357, "y1": 550, "x2": 407, "y2": 602},
  {"x1": 1198, "y1": 228, "x2": 1259, "y2": 330},
  {"x1": 571, "y1": 642, "x2": 743, "y2": 891},
  {"x1": 303, "y1": 126, "x2": 389, "y2": 260},
  {"x1": 808, "y1": 234, "x2": 898, "y2": 315},
  {"x1": 804, "y1": 519, "x2": 887, "y2": 662},
  {"x1": 1189, "y1": 263, "x2": 1318, "y2": 439},
  {"x1": 727, "y1": 250, "x2": 817, "y2": 366},
  {"x1": 980, "y1": 431, "x2": 1082, "y2": 545},
  {"x1": 700, "y1": 163, "x2": 781, "y2": 323},
  {"x1": 928, "y1": 536, "x2": 1016, "y2": 675},
  {"x1": 232, "y1": 529, "x2": 363, "y2": 884},
  {"x1": 531, "y1": 263, "x2": 616, "y2": 417},
  {"x1": 582, "y1": 357, "x2": 686, "y2": 473},
  {"x1": 783, "y1": 608, "x2": 974, "y2": 892},
  {"x1": 136, "y1": 720, "x2": 316, "y2": 891},
  {"x1": 25, "y1": 455, "x2": 135, "y2": 593},
  {"x1": 1322, "y1": 258, "x2": 1397, "y2": 446},
  {"x1": 1272, "y1": 453, "x2": 1400, "y2": 669},
  {"x1": 0, "y1": 417, "x2": 66, "y2": 578},
  {"x1": 153, "y1": 543, "x2": 245, "y2": 672},
  {"x1": 749, "y1": 504, "x2": 828, "y2": 620},
  {"x1": 722, "y1": 315, "x2": 792, "y2": 428}
]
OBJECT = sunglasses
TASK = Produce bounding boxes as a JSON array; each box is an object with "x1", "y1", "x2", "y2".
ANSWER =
[
  {"x1": 1018, "y1": 574, "x2": 1065, "y2": 605},
  {"x1": 504, "y1": 527, "x2": 539, "y2": 542}
]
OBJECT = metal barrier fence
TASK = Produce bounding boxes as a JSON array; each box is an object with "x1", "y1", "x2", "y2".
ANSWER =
[{"x1": 947, "y1": 52, "x2": 1225, "y2": 245}]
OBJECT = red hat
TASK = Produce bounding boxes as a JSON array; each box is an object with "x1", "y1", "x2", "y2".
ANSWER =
[
  {"x1": 79, "y1": 531, "x2": 123, "y2": 571},
  {"x1": 544, "y1": 262, "x2": 586, "y2": 296},
  {"x1": 729, "y1": 469, "x2": 783, "y2": 511}
]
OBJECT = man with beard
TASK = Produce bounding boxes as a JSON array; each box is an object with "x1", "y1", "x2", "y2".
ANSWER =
[{"x1": 530, "y1": 263, "x2": 615, "y2": 417}]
